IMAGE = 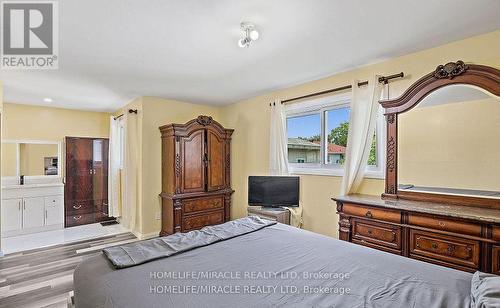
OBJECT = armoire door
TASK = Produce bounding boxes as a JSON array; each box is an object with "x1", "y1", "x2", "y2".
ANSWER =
[
  {"x1": 179, "y1": 130, "x2": 206, "y2": 193},
  {"x1": 206, "y1": 130, "x2": 225, "y2": 191},
  {"x1": 65, "y1": 137, "x2": 94, "y2": 206}
]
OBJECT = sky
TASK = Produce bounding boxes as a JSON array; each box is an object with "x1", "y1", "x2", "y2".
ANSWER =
[{"x1": 287, "y1": 107, "x2": 350, "y2": 139}]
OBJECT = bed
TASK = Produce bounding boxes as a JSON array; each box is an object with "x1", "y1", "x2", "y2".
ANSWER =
[{"x1": 74, "y1": 218, "x2": 472, "y2": 307}]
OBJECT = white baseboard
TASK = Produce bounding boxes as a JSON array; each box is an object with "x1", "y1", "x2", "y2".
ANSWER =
[{"x1": 131, "y1": 230, "x2": 159, "y2": 240}]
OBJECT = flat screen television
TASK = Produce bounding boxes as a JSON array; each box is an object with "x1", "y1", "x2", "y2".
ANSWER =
[{"x1": 248, "y1": 176, "x2": 299, "y2": 207}]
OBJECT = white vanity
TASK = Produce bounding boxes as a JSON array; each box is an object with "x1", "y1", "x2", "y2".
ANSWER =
[
  {"x1": 1, "y1": 182, "x2": 64, "y2": 237},
  {"x1": 1, "y1": 140, "x2": 65, "y2": 237}
]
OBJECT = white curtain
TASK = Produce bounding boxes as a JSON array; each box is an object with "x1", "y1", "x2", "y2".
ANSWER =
[
  {"x1": 269, "y1": 100, "x2": 302, "y2": 227},
  {"x1": 340, "y1": 75, "x2": 384, "y2": 195},
  {"x1": 269, "y1": 100, "x2": 289, "y2": 175},
  {"x1": 108, "y1": 116, "x2": 121, "y2": 217},
  {"x1": 121, "y1": 112, "x2": 140, "y2": 231}
]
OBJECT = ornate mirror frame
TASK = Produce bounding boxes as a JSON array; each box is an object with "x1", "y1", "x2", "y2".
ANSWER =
[{"x1": 379, "y1": 60, "x2": 500, "y2": 208}]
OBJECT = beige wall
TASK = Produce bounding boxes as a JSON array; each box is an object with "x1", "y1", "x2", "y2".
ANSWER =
[
  {"x1": 219, "y1": 30, "x2": 500, "y2": 238},
  {"x1": 3, "y1": 103, "x2": 110, "y2": 141},
  {"x1": 399, "y1": 97, "x2": 500, "y2": 191},
  {"x1": 1, "y1": 143, "x2": 17, "y2": 176}
]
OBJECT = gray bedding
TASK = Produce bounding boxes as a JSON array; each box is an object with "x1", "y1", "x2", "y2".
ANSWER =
[
  {"x1": 103, "y1": 216, "x2": 276, "y2": 268},
  {"x1": 74, "y1": 219, "x2": 472, "y2": 308}
]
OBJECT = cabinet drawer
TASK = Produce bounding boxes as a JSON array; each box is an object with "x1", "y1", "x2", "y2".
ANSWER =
[
  {"x1": 493, "y1": 246, "x2": 500, "y2": 275},
  {"x1": 342, "y1": 203, "x2": 401, "y2": 223},
  {"x1": 66, "y1": 200, "x2": 94, "y2": 215},
  {"x1": 183, "y1": 196, "x2": 223, "y2": 214},
  {"x1": 182, "y1": 211, "x2": 224, "y2": 232},
  {"x1": 493, "y1": 226, "x2": 500, "y2": 242},
  {"x1": 408, "y1": 213, "x2": 481, "y2": 236},
  {"x1": 352, "y1": 219, "x2": 401, "y2": 250},
  {"x1": 409, "y1": 229, "x2": 480, "y2": 269},
  {"x1": 65, "y1": 213, "x2": 95, "y2": 227}
]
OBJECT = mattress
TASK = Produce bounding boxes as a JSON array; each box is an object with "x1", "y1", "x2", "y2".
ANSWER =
[{"x1": 74, "y1": 223, "x2": 472, "y2": 308}]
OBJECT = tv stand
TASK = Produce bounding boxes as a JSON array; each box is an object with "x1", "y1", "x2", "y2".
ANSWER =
[{"x1": 247, "y1": 206, "x2": 290, "y2": 225}]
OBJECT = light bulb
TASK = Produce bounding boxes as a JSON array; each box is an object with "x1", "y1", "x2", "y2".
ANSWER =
[
  {"x1": 43, "y1": 97, "x2": 53, "y2": 103},
  {"x1": 238, "y1": 38, "x2": 250, "y2": 48},
  {"x1": 249, "y1": 29, "x2": 259, "y2": 41}
]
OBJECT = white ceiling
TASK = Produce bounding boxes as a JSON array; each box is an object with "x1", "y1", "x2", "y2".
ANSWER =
[{"x1": 1, "y1": 0, "x2": 500, "y2": 112}]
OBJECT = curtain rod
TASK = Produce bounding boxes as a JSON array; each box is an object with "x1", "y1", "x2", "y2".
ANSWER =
[
  {"x1": 270, "y1": 72, "x2": 404, "y2": 106},
  {"x1": 113, "y1": 109, "x2": 138, "y2": 120}
]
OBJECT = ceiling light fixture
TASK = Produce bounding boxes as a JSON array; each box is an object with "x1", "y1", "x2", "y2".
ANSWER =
[
  {"x1": 238, "y1": 22, "x2": 259, "y2": 48},
  {"x1": 43, "y1": 97, "x2": 53, "y2": 103}
]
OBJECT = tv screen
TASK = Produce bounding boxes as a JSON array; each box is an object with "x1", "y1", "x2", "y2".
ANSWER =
[{"x1": 248, "y1": 176, "x2": 299, "y2": 207}]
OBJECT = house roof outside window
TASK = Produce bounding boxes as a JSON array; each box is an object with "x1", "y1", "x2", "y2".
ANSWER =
[{"x1": 287, "y1": 138, "x2": 346, "y2": 154}]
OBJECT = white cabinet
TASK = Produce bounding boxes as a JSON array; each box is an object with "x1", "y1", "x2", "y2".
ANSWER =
[
  {"x1": 44, "y1": 195, "x2": 64, "y2": 226},
  {"x1": 1, "y1": 198, "x2": 22, "y2": 232},
  {"x1": 1, "y1": 184, "x2": 64, "y2": 237},
  {"x1": 23, "y1": 197, "x2": 45, "y2": 229}
]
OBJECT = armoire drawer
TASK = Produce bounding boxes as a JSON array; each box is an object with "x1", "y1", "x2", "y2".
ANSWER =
[
  {"x1": 493, "y1": 226, "x2": 500, "y2": 242},
  {"x1": 408, "y1": 213, "x2": 481, "y2": 236},
  {"x1": 493, "y1": 246, "x2": 500, "y2": 275},
  {"x1": 182, "y1": 210, "x2": 224, "y2": 232},
  {"x1": 352, "y1": 219, "x2": 401, "y2": 250},
  {"x1": 409, "y1": 229, "x2": 480, "y2": 269},
  {"x1": 342, "y1": 203, "x2": 401, "y2": 223},
  {"x1": 66, "y1": 200, "x2": 94, "y2": 215},
  {"x1": 66, "y1": 213, "x2": 95, "y2": 227},
  {"x1": 183, "y1": 196, "x2": 224, "y2": 214}
]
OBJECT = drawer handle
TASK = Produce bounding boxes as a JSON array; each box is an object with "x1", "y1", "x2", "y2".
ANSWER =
[
  {"x1": 365, "y1": 211, "x2": 373, "y2": 219},
  {"x1": 438, "y1": 221, "x2": 446, "y2": 228},
  {"x1": 446, "y1": 244, "x2": 456, "y2": 256},
  {"x1": 73, "y1": 215, "x2": 82, "y2": 220},
  {"x1": 431, "y1": 242, "x2": 438, "y2": 249},
  {"x1": 73, "y1": 204, "x2": 82, "y2": 210},
  {"x1": 367, "y1": 229, "x2": 373, "y2": 235}
]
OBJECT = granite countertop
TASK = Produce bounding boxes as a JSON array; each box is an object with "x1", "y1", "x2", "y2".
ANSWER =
[{"x1": 333, "y1": 194, "x2": 500, "y2": 224}]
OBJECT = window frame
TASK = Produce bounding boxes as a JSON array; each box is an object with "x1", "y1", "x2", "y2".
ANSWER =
[{"x1": 286, "y1": 93, "x2": 385, "y2": 179}]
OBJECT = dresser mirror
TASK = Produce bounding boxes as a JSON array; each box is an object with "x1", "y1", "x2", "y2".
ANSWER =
[
  {"x1": 380, "y1": 61, "x2": 500, "y2": 207},
  {"x1": 1, "y1": 140, "x2": 61, "y2": 178},
  {"x1": 398, "y1": 84, "x2": 500, "y2": 198}
]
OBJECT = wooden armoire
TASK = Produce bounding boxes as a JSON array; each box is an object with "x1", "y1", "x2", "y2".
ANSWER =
[
  {"x1": 159, "y1": 115, "x2": 234, "y2": 236},
  {"x1": 65, "y1": 137, "x2": 111, "y2": 227}
]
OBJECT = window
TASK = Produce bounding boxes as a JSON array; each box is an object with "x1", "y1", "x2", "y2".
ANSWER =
[
  {"x1": 286, "y1": 113, "x2": 321, "y2": 164},
  {"x1": 286, "y1": 95, "x2": 385, "y2": 178}
]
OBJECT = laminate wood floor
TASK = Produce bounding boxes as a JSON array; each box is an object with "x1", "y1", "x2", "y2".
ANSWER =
[{"x1": 0, "y1": 232, "x2": 137, "y2": 308}]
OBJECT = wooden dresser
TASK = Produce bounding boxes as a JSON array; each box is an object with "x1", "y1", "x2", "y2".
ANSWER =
[
  {"x1": 159, "y1": 116, "x2": 234, "y2": 236},
  {"x1": 334, "y1": 61, "x2": 500, "y2": 274},
  {"x1": 334, "y1": 194, "x2": 500, "y2": 274}
]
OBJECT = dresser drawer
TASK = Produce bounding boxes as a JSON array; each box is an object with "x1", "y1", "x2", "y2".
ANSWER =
[
  {"x1": 66, "y1": 200, "x2": 94, "y2": 215},
  {"x1": 493, "y1": 246, "x2": 500, "y2": 275},
  {"x1": 410, "y1": 229, "x2": 480, "y2": 269},
  {"x1": 408, "y1": 213, "x2": 481, "y2": 236},
  {"x1": 182, "y1": 211, "x2": 224, "y2": 232},
  {"x1": 493, "y1": 226, "x2": 500, "y2": 242},
  {"x1": 183, "y1": 196, "x2": 224, "y2": 214},
  {"x1": 352, "y1": 219, "x2": 401, "y2": 250},
  {"x1": 65, "y1": 213, "x2": 95, "y2": 227},
  {"x1": 342, "y1": 203, "x2": 401, "y2": 223}
]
